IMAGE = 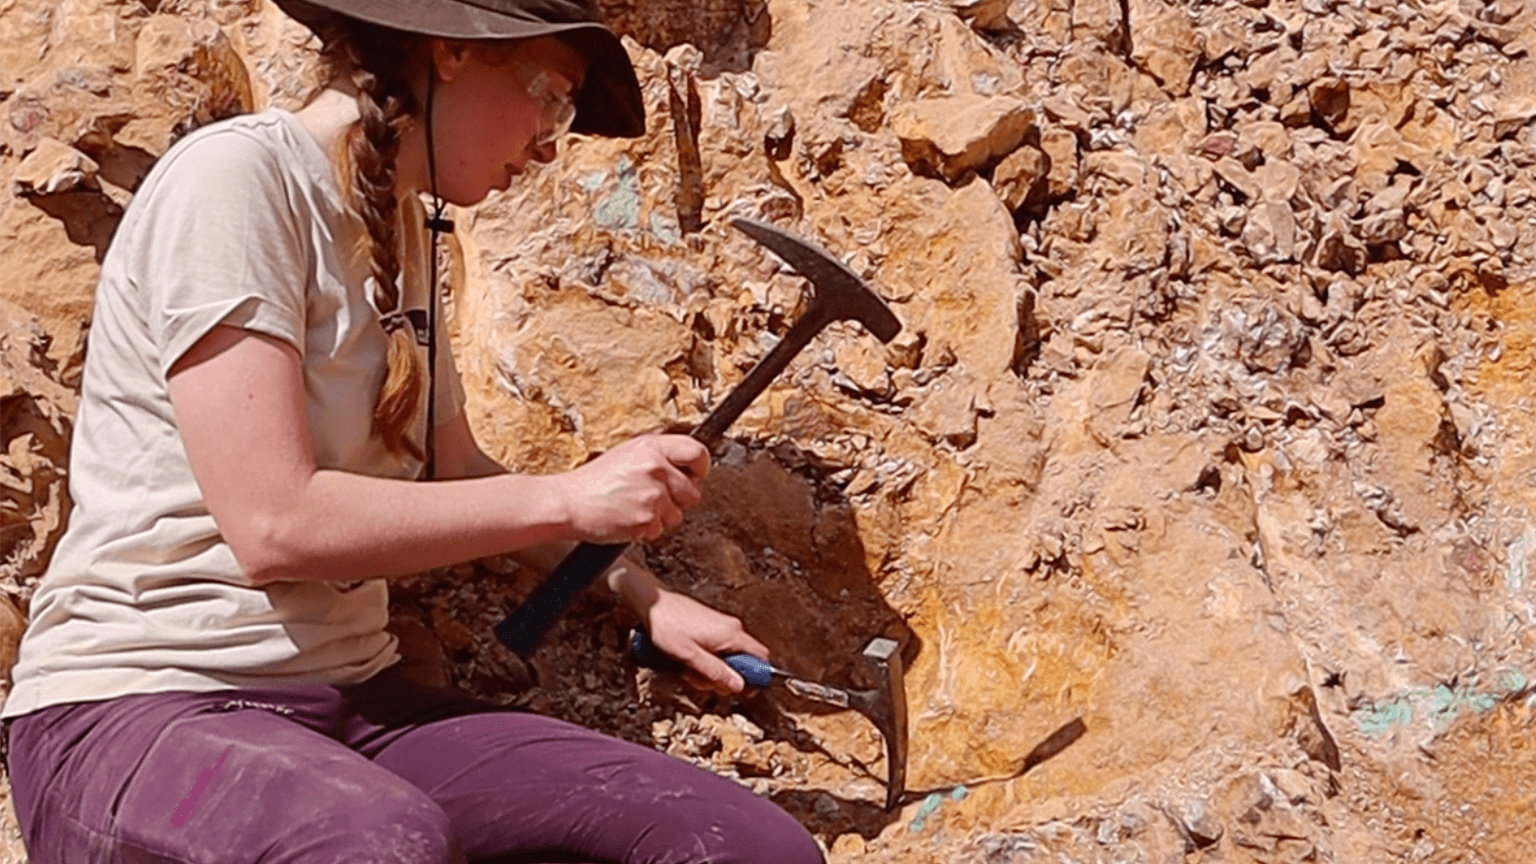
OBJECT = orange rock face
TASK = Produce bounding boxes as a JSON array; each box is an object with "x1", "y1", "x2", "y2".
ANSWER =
[{"x1": 6, "y1": 0, "x2": 1536, "y2": 862}]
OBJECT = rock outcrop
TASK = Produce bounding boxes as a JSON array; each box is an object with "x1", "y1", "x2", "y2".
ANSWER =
[{"x1": 4, "y1": 0, "x2": 1536, "y2": 861}]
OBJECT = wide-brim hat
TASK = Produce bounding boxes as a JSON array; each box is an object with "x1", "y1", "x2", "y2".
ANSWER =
[{"x1": 273, "y1": 0, "x2": 645, "y2": 138}]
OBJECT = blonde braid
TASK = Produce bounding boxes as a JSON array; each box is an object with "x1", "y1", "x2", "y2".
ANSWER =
[{"x1": 326, "y1": 23, "x2": 428, "y2": 461}]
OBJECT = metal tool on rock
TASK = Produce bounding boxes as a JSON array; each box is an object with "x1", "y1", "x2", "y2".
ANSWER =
[
  {"x1": 494, "y1": 218, "x2": 903, "y2": 657},
  {"x1": 629, "y1": 628, "x2": 910, "y2": 811}
]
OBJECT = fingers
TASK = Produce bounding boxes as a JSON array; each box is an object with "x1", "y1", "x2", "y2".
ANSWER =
[
  {"x1": 647, "y1": 435, "x2": 707, "y2": 513},
  {"x1": 640, "y1": 495, "x2": 684, "y2": 542},
  {"x1": 630, "y1": 436, "x2": 706, "y2": 539},
  {"x1": 661, "y1": 470, "x2": 702, "y2": 512},
  {"x1": 684, "y1": 611, "x2": 770, "y2": 661},
  {"x1": 564, "y1": 434, "x2": 712, "y2": 544},
  {"x1": 680, "y1": 650, "x2": 745, "y2": 694},
  {"x1": 644, "y1": 590, "x2": 770, "y2": 695},
  {"x1": 654, "y1": 433, "x2": 711, "y2": 480},
  {"x1": 725, "y1": 631, "x2": 771, "y2": 661}
]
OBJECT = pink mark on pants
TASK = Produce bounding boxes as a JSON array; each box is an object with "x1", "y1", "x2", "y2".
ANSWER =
[{"x1": 169, "y1": 744, "x2": 234, "y2": 828}]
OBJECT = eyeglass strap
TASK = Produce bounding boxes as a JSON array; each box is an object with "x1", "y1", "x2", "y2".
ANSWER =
[{"x1": 422, "y1": 63, "x2": 454, "y2": 482}]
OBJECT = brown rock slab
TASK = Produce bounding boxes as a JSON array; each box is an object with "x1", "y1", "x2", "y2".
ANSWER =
[
  {"x1": 1038, "y1": 126, "x2": 1079, "y2": 201},
  {"x1": 890, "y1": 94, "x2": 1035, "y2": 184},
  {"x1": 13, "y1": 138, "x2": 100, "y2": 197},
  {"x1": 1128, "y1": 0, "x2": 1199, "y2": 97},
  {"x1": 991, "y1": 144, "x2": 1047, "y2": 213}
]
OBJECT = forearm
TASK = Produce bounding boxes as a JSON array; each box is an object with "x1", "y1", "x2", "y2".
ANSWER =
[
  {"x1": 168, "y1": 330, "x2": 707, "y2": 586},
  {"x1": 242, "y1": 469, "x2": 572, "y2": 584}
]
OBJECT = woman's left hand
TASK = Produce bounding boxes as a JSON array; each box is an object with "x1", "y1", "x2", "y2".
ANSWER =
[{"x1": 639, "y1": 586, "x2": 771, "y2": 695}]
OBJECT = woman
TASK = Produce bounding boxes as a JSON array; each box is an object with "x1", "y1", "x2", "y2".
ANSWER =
[{"x1": 1, "y1": 1, "x2": 824, "y2": 862}]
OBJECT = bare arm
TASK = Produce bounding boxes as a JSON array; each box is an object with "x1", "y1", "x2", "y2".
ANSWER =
[
  {"x1": 167, "y1": 325, "x2": 708, "y2": 586},
  {"x1": 431, "y1": 410, "x2": 595, "y2": 576},
  {"x1": 432, "y1": 402, "x2": 770, "y2": 692}
]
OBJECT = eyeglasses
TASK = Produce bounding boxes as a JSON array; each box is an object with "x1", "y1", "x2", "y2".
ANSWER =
[{"x1": 523, "y1": 67, "x2": 577, "y2": 147}]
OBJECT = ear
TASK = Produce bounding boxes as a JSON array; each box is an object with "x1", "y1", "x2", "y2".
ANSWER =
[{"x1": 430, "y1": 38, "x2": 473, "y2": 83}]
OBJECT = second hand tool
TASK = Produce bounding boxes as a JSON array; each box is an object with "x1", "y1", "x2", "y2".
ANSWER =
[{"x1": 629, "y1": 628, "x2": 909, "y2": 811}]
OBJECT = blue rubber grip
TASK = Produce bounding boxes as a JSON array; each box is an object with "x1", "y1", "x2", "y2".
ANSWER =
[{"x1": 628, "y1": 630, "x2": 774, "y2": 689}]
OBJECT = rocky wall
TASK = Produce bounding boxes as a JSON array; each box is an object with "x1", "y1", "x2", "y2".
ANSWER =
[{"x1": 4, "y1": 0, "x2": 1536, "y2": 861}]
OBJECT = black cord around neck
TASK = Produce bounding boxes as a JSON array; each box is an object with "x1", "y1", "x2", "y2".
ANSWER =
[{"x1": 422, "y1": 65, "x2": 454, "y2": 481}]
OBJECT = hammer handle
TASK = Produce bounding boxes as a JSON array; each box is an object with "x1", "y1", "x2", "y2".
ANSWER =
[
  {"x1": 494, "y1": 542, "x2": 628, "y2": 656},
  {"x1": 690, "y1": 304, "x2": 829, "y2": 446},
  {"x1": 493, "y1": 305, "x2": 834, "y2": 658}
]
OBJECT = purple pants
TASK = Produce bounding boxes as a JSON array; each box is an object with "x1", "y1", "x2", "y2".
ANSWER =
[{"x1": 4, "y1": 666, "x2": 822, "y2": 864}]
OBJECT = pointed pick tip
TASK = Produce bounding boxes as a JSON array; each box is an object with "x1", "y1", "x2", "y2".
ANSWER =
[{"x1": 730, "y1": 218, "x2": 902, "y2": 343}]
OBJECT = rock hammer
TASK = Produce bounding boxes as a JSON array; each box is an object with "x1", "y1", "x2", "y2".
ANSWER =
[
  {"x1": 494, "y1": 219, "x2": 902, "y2": 656},
  {"x1": 630, "y1": 629, "x2": 909, "y2": 811}
]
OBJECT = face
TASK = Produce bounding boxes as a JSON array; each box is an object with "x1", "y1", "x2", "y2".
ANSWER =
[{"x1": 413, "y1": 36, "x2": 588, "y2": 206}]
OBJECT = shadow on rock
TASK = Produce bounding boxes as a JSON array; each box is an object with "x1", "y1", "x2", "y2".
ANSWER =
[
  {"x1": 597, "y1": 0, "x2": 771, "y2": 75},
  {"x1": 769, "y1": 788, "x2": 893, "y2": 842},
  {"x1": 388, "y1": 439, "x2": 919, "y2": 842},
  {"x1": 27, "y1": 190, "x2": 126, "y2": 264},
  {"x1": 647, "y1": 441, "x2": 918, "y2": 708}
]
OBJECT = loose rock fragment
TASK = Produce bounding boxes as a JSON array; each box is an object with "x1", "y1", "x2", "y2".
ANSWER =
[
  {"x1": 891, "y1": 95, "x2": 1035, "y2": 183},
  {"x1": 992, "y1": 144, "x2": 1048, "y2": 212},
  {"x1": 13, "y1": 138, "x2": 100, "y2": 196}
]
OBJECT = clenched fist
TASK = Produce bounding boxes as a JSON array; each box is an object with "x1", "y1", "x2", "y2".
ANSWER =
[{"x1": 556, "y1": 434, "x2": 711, "y2": 544}]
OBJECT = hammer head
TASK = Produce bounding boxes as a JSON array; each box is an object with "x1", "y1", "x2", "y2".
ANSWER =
[
  {"x1": 861, "y1": 637, "x2": 908, "y2": 811},
  {"x1": 732, "y1": 218, "x2": 902, "y2": 343}
]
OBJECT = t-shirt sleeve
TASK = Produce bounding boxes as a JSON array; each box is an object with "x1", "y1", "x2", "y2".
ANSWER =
[{"x1": 136, "y1": 128, "x2": 311, "y2": 379}]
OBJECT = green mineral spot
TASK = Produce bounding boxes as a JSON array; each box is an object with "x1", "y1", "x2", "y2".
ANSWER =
[
  {"x1": 1429, "y1": 684, "x2": 1454, "y2": 713},
  {"x1": 593, "y1": 157, "x2": 641, "y2": 231},
  {"x1": 650, "y1": 212, "x2": 680, "y2": 245},
  {"x1": 1357, "y1": 697, "x2": 1413, "y2": 736},
  {"x1": 950, "y1": 785, "x2": 968, "y2": 802}
]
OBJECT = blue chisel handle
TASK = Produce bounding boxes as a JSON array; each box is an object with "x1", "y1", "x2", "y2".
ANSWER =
[{"x1": 628, "y1": 629, "x2": 775, "y2": 689}]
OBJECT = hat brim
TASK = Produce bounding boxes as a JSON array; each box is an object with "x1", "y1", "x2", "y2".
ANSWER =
[{"x1": 274, "y1": 0, "x2": 645, "y2": 138}]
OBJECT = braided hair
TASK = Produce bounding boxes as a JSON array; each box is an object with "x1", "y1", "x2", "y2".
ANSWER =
[{"x1": 320, "y1": 20, "x2": 429, "y2": 461}]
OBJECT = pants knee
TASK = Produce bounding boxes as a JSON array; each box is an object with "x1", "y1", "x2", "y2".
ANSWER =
[
  {"x1": 730, "y1": 810, "x2": 824, "y2": 864},
  {"x1": 657, "y1": 793, "x2": 824, "y2": 864},
  {"x1": 272, "y1": 778, "x2": 459, "y2": 864}
]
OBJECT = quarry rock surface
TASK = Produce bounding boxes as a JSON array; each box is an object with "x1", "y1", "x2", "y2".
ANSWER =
[{"x1": 4, "y1": 0, "x2": 1536, "y2": 861}]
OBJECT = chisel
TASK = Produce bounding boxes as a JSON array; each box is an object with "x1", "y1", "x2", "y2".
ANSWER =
[{"x1": 628, "y1": 628, "x2": 910, "y2": 810}]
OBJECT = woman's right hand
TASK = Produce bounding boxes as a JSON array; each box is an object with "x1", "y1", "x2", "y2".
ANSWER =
[{"x1": 556, "y1": 434, "x2": 711, "y2": 544}]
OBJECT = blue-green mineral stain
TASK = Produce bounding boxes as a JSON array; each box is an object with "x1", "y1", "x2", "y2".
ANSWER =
[
  {"x1": 593, "y1": 156, "x2": 642, "y2": 232},
  {"x1": 650, "y1": 212, "x2": 681, "y2": 246},
  {"x1": 909, "y1": 789, "x2": 966, "y2": 832},
  {"x1": 1356, "y1": 670, "x2": 1529, "y2": 736}
]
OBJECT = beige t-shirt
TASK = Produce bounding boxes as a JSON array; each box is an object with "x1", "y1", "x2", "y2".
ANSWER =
[{"x1": 3, "y1": 109, "x2": 465, "y2": 718}]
